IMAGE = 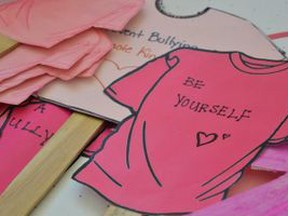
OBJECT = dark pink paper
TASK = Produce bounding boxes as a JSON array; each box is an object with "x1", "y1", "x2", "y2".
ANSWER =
[
  {"x1": 74, "y1": 48, "x2": 288, "y2": 214},
  {"x1": 0, "y1": 98, "x2": 71, "y2": 194}
]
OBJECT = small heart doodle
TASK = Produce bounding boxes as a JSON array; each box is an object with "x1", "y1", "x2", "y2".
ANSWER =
[
  {"x1": 196, "y1": 132, "x2": 218, "y2": 147},
  {"x1": 222, "y1": 133, "x2": 231, "y2": 140}
]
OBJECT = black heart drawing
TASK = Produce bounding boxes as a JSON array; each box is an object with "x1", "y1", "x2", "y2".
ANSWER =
[
  {"x1": 196, "y1": 132, "x2": 218, "y2": 147},
  {"x1": 222, "y1": 134, "x2": 231, "y2": 140}
]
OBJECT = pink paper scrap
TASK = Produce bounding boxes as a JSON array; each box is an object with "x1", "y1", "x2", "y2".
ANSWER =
[
  {"x1": 0, "y1": 29, "x2": 106, "y2": 83},
  {"x1": 0, "y1": 0, "x2": 144, "y2": 47},
  {"x1": 252, "y1": 143, "x2": 288, "y2": 172},
  {"x1": 191, "y1": 174, "x2": 288, "y2": 216}
]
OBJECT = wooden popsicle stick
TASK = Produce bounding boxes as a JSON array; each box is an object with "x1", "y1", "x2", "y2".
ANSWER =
[
  {"x1": 0, "y1": 33, "x2": 18, "y2": 57},
  {"x1": 104, "y1": 205, "x2": 141, "y2": 216},
  {"x1": 0, "y1": 113, "x2": 105, "y2": 216}
]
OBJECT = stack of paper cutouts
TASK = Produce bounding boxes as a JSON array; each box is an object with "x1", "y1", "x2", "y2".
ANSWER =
[{"x1": 0, "y1": 0, "x2": 144, "y2": 104}]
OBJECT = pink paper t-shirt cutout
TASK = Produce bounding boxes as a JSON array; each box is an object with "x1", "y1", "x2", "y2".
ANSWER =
[
  {"x1": 0, "y1": 0, "x2": 144, "y2": 47},
  {"x1": 74, "y1": 48, "x2": 288, "y2": 214}
]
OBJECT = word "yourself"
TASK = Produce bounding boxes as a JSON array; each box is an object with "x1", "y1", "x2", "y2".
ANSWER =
[{"x1": 174, "y1": 93, "x2": 251, "y2": 122}]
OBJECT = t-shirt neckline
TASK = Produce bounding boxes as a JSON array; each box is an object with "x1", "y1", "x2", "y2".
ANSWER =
[{"x1": 229, "y1": 52, "x2": 288, "y2": 75}]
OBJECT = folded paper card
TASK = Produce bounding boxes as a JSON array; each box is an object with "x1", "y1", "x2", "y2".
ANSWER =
[
  {"x1": 74, "y1": 48, "x2": 288, "y2": 214},
  {"x1": 38, "y1": 1, "x2": 285, "y2": 122},
  {"x1": 0, "y1": 98, "x2": 71, "y2": 194},
  {"x1": 0, "y1": 0, "x2": 144, "y2": 47}
]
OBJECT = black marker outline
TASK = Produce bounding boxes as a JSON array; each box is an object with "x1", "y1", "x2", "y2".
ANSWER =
[
  {"x1": 104, "y1": 54, "x2": 180, "y2": 169},
  {"x1": 93, "y1": 161, "x2": 122, "y2": 187},
  {"x1": 155, "y1": 0, "x2": 211, "y2": 19},
  {"x1": 202, "y1": 114, "x2": 288, "y2": 187},
  {"x1": 154, "y1": 0, "x2": 286, "y2": 57},
  {"x1": 196, "y1": 172, "x2": 241, "y2": 200},
  {"x1": 196, "y1": 131, "x2": 218, "y2": 147},
  {"x1": 142, "y1": 121, "x2": 163, "y2": 187},
  {"x1": 229, "y1": 52, "x2": 288, "y2": 75}
]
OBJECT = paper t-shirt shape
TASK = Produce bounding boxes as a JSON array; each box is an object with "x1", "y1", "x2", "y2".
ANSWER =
[
  {"x1": 74, "y1": 48, "x2": 288, "y2": 214},
  {"x1": 38, "y1": 1, "x2": 285, "y2": 122},
  {"x1": 0, "y1": 0, "x2": 144, "y2": 47}
]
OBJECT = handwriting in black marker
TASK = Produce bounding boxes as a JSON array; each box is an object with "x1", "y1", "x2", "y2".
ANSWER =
[{"x1": 196, "y1": 131, "x2": 218, "y2": 147}]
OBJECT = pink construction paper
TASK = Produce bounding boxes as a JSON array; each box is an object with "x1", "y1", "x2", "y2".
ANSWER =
[
  {"x1": 0, "y1": 30, "x2": 112, "y2": 104},
  {"x1": 190, "y1": 174, "x2": 288, "y2": 216},
  {"x1": 79, "y1": 61, "x2": 103, "y2": 78},
  {"x1": 83, "y1": 125, "x2": 115, "y2": 157},
  {"x1": 0, "y1": 68, "x2": 44, "y2": 93},
  {"x1": 252, "y1": 144, "x2": 288, "y2": 172},
  {"x1": 0, "y1": 0, "x2": 144, "y2": 48},
  {"x1": 43, "y1": 31, "x2": 112, "y2": 81},
  {"x1": 0, "y1": 74, "x2": 55, "y2": 105},
  {"x1": 0, "y1": 0, "x2": 16, "y2": 6},
  {"x1": 0, "y1": 98, "x2": 71, "y2": 195},
  {"x1": 0, "y1": 29, "x2": 104, "y2": 83},
  {"x1": 74, "y1": 48, "x2": 288, "y2": 214},
  {"x1": 267, "y1": 118, "x2": 288, "y2": 143}
]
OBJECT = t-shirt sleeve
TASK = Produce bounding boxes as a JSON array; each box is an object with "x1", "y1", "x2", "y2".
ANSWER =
[{"x1": 104, "y1": 52, "x2": 180, "y2": 112}]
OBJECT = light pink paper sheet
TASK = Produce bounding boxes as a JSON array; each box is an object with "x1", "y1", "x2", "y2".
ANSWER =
[
  {"x1": 0, "y1": 0, "x2": 144, "y2": 47},
  {"x1": 0, "y1": 98, "x2": 71, "y2": 194},
  {"x1": 0, "y1": 29, "x2": 104, "y2": 82},
  {"x1": 191, "y1": 174, "x2": 288, "y2": 216},
  {"x1": 43, "y1": 31, "x2": 112, "y2": 81},
  {"x1": 0, "y1": 75, "x2": 55, "y2": 105},
  {"x1": 0, "y1": 0, "x2": 16, "y2": 6},
  {"x1": 0, "y1": 30, "x2": 112, "y2": 105},
  {"x1": 0, "y1": 68, "x2": 44, "y2": 93},
  {"x1": 252, "y1": 144, "x2": 288, "y2": 172}
]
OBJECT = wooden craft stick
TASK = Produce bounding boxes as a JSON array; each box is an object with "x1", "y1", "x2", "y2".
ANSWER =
[
  {"x1": 104, "y1": 205, "x2": 141, "y2": 216},
  {"x1": 0, "y1": 33, "x2": 18, "y2": 56},
  {"x1": 0, "y1": 113, "x2": 105, "y2": 216}
]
